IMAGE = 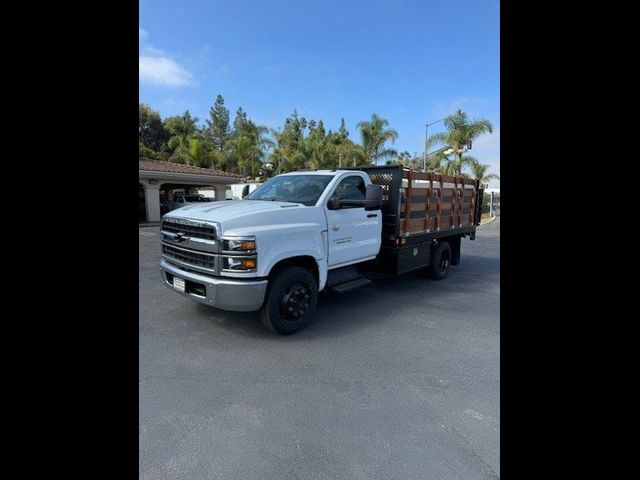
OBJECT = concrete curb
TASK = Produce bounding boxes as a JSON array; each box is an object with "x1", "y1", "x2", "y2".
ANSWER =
[{"x1": 479, "y1": 215, "x2": 497, "y2": 226}]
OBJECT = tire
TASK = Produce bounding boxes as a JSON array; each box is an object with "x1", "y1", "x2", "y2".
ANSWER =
[
  {"x1": 259, "y1": 266, "x2": 318, "y2": 334},
  {"x1": 429, "y1": 240, "x2": 451, "y2": 280}
]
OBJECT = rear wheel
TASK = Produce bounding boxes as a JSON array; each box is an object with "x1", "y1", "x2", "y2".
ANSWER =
[
  {"x1": 429, "y1": 240, "x2": 451, "y2": 280},
  {"x1": 259, "y1": 266, "x2": 318, "y2": 334}
]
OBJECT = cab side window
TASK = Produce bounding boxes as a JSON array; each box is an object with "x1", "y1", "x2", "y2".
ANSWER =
[{"x1": 332, "y1": 176, "x2": 366, "y2": 206}]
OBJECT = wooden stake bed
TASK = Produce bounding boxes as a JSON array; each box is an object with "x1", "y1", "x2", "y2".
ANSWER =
[
  {"x1": 347, "y1": 165, "x2": 482, "y2": 241},
  {"x1": 399, "y1": 169, "x2": 479, "y2": 235},
  {"x1": 344, "y1": 165, "x2": 483, "y2": 275}
]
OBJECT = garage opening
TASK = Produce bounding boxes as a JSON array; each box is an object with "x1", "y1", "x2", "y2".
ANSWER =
[{"x1": 160, "y1": 183, "x2": 221, "y2": 215}]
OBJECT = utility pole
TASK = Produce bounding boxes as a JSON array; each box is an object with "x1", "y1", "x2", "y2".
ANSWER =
[{"x1": 423, "y1": 117, "x2": 447, "y2": 172}]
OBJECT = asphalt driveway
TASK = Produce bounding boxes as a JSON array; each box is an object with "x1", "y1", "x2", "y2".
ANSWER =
[{"x1": 139, "y1": 218, "x2": 500, "y2": 479}]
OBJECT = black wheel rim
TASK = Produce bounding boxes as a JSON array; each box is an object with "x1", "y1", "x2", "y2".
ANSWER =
[
  {"x1": 439, "y1": 251, "x2": 450, "y2": 274},
  {"x1": 280, "y1": 282, "x2": 311, "y2": 322}
]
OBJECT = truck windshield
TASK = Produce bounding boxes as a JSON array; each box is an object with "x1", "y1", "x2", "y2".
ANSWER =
[{"x1": 245, "y1": 175, "x2": 334, "y2": 206}]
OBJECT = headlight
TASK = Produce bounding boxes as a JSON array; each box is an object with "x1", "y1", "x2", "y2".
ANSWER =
[
  {"x1": 221, "y1": 236, "x2": 257, "y2": 272},
  {"x1": 224, "y1": 256, "x2": 257, "y2": 271},
  {"x1": 222, "y1": 237, "x2": 256, "y2": 253}
]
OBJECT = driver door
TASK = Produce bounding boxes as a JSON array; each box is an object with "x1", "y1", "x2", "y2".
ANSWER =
[{"x1": 325, "y1": 175, "x2": 382, "y2": 267}]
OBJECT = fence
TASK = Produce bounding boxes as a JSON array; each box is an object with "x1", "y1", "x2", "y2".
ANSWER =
[{"x1": 481, "y1": 191, "x2": 500, "y2": 217}]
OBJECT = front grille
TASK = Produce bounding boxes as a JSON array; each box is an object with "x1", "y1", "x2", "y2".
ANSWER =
[
  {"x1": 162, "y1": 243, "x2": 216, "y2": 271},
  {"x1": 161, "y1": 220, "x2": 216, "y2": 240}
]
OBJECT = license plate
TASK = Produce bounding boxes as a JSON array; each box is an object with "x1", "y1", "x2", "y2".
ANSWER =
[{"x1": 173, "y1": 277, "x2": 186, "y2": 292}]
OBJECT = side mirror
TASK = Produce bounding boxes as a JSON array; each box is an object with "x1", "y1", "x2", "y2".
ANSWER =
[
  {"x1": 328, "y1": 197, "x2": 341, "y2": 210},
  {"x1": 241, "y1": 185, "x2": 250, "y2": 198},
  {"x1": 364, "y1": 184, "x2": 383, "y2": 211}
]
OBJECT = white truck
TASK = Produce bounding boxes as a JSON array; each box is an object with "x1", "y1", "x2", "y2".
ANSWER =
[
  {"x1": 226, "y1": 183, "x2": 261, "y2": 200},
  {"x1": 160, "y1": 166, "x2": 482, "y2": 334},
  {"x1": 163, "y1": 193, "x2": 210, "y2": 213}
]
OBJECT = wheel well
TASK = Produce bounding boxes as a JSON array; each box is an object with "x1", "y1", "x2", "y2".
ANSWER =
[
  {"x1": 431, "y1": 236, "x2": 462, "y2": 265},
  {"x1": 269, "y1": 256, "x2": 319, "y2": 284},
  {"x1": 444, "y1": 235, "x2": 461, "y2": 265}
]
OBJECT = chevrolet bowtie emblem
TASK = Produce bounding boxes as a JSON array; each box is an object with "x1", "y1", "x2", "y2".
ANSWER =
[{"x1": 175, "y1": 232, "x2": 189, "y2": 242}]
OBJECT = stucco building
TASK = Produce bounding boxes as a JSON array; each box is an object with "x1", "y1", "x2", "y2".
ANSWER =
[{"x1": 139, "y1": 159, "x2": 243, "y2": 222}]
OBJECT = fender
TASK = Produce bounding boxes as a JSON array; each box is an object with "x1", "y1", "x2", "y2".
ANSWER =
[{"x1": 224, "y1": 222, "x2": 328, "y2": 289}]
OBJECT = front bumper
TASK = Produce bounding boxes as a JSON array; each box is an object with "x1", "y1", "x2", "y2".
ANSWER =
[{"x1": 160, "y1": 260, "x2": 268, "y2": 312}]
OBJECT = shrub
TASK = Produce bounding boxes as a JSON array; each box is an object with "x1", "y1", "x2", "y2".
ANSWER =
[{"x1": 481, "y1": 192, "x2": 491, "y2": 214}]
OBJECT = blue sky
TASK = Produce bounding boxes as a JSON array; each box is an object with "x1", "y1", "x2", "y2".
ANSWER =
[{"x1": 140, "y1": 0, "x2": 500, "y2": 186}]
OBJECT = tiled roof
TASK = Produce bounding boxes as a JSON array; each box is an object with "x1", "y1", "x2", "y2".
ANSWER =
[{"x1": 139, "y1": 159, "x2": 243, "y2": 178}]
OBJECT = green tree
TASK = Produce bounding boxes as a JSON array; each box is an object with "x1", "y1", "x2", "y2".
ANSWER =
[
  {"x1": 338, "y1": 118, "x2": 349, "y2": 139},
  {"x1": 427, "y1": 109, "x2": 493, "y2": 175},
  {"x1": 185, "y1": 137, "x2": 220, "y2": 169},
  {"x1": 335, "y1": 140, "x2": 367, "y2": 167},
  {"x1": 467, "y1": 157, "x2": 500, "y2": 187},
  {"x1": 268, "y1": 110, "x2": 308, "y2": 172},
  {"x1": 225, "y1": 134, "x2": 262, "y2": 177},
  {"x1": 139, "y1": 142, "x2": 157, "y2": 159},
  {"x1": 139, "y1": 104, "x2": 169, "y2": 152},
  {"x1": 425, "y1": 148, "x2": 472, "y2": 176},
  {"x1": 357, "y1": 114, "x2": 399, "y2": 164},
  {"x1": 388, "y1": 151, "x2": 422, "y2": 170},
  {"x1": 223, "y1": 107, "x2": 270, "y2": 176},
  {"x1": 281, "y1": 109, "x2": 306, "y2": 142},
  {"x1": 164, "y1": 111, "x2": 201, "y2": 165},
  {"x1": 205, "y1": 95, "x2": 230, "y2": 152},
  {"x1": 269, "y1": 114, "x2": 369, "y2": 171},
  {"x1": 233, "y1": 107, "x2": 248, "y2": 133}
]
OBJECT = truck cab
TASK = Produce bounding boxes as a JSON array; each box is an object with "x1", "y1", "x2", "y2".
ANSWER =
[{"x1": 160, "y1": 167, "x2": 480, "y2": 334}]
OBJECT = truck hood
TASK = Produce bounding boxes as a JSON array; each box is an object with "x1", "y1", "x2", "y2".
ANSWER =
[{"x1": 163, "y1": 200, "x2": 324, "y2": 235}]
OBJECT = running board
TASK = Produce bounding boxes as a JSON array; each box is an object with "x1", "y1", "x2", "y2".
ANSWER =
[{"x1": 330, "y1": 277, "x2": 372, "y2": 293}]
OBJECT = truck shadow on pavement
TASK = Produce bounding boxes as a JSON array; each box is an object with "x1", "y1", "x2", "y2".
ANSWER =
[{"x1": 194, "y1": 253, "x2": 499, "y2": 340}]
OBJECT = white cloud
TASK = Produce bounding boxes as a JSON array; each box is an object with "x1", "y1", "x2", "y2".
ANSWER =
[
  {"x1": 141, "y1": 44, "x2": 168, "y2": 57},
  {"x1": 139, "y1": 56, "x2": 192, "y2": 87},
  {"x1": 138, "y1": 28, "x2": 193, "y2": 88}
]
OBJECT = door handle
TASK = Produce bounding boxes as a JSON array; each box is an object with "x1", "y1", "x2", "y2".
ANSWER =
[{"x1": 367, "y1": 214, "x2": 378, "y2": 218}]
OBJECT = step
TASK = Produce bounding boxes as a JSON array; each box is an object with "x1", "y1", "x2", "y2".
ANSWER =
[{"x1": 330, "y1": 277, "x2": 372, "y2": 293}]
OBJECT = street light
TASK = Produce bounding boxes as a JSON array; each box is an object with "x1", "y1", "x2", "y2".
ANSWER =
[
  {"x1": 424, "y1": 117, "x2": 447, "y2": 172},
  {"x1": 444, "y1": 146, "x2": 467, "y2": 156}
]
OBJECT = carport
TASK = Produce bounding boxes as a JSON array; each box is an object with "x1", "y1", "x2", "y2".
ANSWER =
[{"x1": 139, "y1": 159, "x2": 243, "y2": 222}]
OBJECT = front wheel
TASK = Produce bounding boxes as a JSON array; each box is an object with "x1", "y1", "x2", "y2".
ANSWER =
[
  {"x1": 429, "y1": 240, "x2": 451, "y2": 280},
  {"x1": 259, "y1": 266, "x2": 318, "y2": 334}
]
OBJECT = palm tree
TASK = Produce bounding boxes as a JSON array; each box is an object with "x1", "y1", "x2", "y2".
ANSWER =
[
  {"x1": 357, "y1": 114, "x2": 398, "y2": 164},
  {"x1": 467, "y1": 157, "x2": 500, "y2": 188},
  {"x1": 225, "y1": 134, "x2": 262, "y2": 177},
  {"x1": 166, "y1": 112, "x2": 198, "y2": 150},
  {"x1": 165, "y1": 111, "x2": 199, "y2": 164},
  {"x1": 185, "y1": 137, "x2": 219, "y2": 169},
  {"x1": 337, "y1": 141, "x2": 368, "y2": 167},
  {"x1": 427, "y1": 149, "x2": 465, "y2": 175},
  {"x1": 268, "y1": 128, "x2": 303, "y2": 173},
  {"x1": 428, "y1": 110, "x2": 493, "y2": 175}
]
